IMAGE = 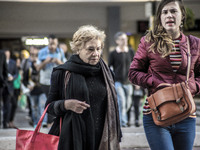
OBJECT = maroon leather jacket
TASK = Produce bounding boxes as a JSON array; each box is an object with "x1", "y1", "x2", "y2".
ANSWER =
[{"x1": 128, "y1": 33, "x2": 200, "y2": 96}]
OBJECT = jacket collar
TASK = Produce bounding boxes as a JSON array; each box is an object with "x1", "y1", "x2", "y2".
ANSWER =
[{"x1": 179, "y1": 32, "x2": 189, "y2": 54}]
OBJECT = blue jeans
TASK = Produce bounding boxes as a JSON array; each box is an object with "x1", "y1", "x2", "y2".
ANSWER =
[
  {"x1": 30, "y1": 93, "x2": 47, "y2": 127},
  {"x1": 143, "y1": 114, "x2": 196, "y2": 150},
  {"x1": 115, "y1": 82, "x2": 133, "y2": 127}
]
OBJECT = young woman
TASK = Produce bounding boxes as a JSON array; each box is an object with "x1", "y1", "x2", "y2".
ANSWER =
[
  {"x1": 128, "y1": 0, "x2": 200, "y2": 149},
  {"x1": 45, "y1": 25, "x2": 121, "y2": 150}
]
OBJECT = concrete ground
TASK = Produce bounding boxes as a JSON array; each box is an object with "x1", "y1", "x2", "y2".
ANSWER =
[{"x1": 0, "y1": 98, "x2": 200, "y2": 150}]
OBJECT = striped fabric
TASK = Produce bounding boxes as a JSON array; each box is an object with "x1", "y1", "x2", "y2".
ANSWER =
[
  {"x1": 169, "y1": 39, "x2": 182, "y2": 72},
  {"x1": 143, "y1": 100, "x2": 151, "y2": 115}
]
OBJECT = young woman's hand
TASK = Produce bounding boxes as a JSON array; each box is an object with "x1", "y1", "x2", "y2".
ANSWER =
[{"x1": 64, "y1": 100, "x2": 90, "y2": 114}]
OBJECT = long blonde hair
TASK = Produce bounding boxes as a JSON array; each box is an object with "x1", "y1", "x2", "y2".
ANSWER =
[{"x1": 145, "y1": 0, "x2": 186, "y2": 57}]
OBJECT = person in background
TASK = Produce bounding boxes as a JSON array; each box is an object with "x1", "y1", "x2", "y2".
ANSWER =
[
  {"x1": 0, "y1": 50, "x2": 7, "y2": 128},
  {"x1": 131, "y1": 85, "x2": 144, "y2": 127},
  {"x1": 3, "y1": 49, "x2": 18, "y2": 129},
  {"x1": 0, "y1": 50, "x2": 7, "y2": 92},
  {"x1": 128, "y1": 0, "x2": 200, "y2": 149},
  {"x1": 37, "y1": 34, "x2": 66, "y2": 126},
  {"x1": 108, "y1": 32, "x2": 134, "y2": 127},
  {"x1": 13, "y1": 54, "x2": 22, "y2": 121},
  {"x1": 28, "y1": 46, "x2": 47, "y2": 128},
  {"x1": 20, "y1": 50, "x2": 31, "y2": 95},
  {"x1": 45, "y1": 25, "x2": 121, "y2": 150},
  {"x1": 59, "y1": 42, "x2": 72, "y2": 60},
  {"x1": 21, "y1": 50, "x2": 30, "y2": 85},
  {"x1": 20, "y1": 49, "x2": 33, "y2": 125}
]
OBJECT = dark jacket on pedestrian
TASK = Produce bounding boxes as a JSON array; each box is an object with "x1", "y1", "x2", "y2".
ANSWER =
[
  {"x1": 128, "y1": 33, "x2": 200, "y2": 96},
  {"x1": 6, "y1": 59, "x2": 18, "y2": 96},
  {"x1": 109, "y1": 48, "x2": 134, "y2": 84},
  {"x1": 0, "y1": 51, "x2": 7, "y2": 88}
]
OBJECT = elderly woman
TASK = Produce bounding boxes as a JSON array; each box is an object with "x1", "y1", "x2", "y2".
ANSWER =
[
  {"x1": 128, "y1": 0, "x2": 200, "y2": 150},
  {"x1": 45, "y1": 25, "x2": 121, "y2": 150}
]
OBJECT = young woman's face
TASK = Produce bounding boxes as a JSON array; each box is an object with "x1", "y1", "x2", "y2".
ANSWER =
[
  {"x1": 78, "y1": 39, "x2": 102, "y2": 65},
  {"x1": 160, "y1": 2, "x2": 182, "y2": 35}
]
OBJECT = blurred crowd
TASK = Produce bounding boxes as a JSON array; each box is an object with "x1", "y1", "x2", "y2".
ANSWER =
[
  {"x1": 0, "y1": 32, "x2": 146, "y2": 129},
  {"x1": 0, "y1": 35, "x2": 70, "y2": 129}
]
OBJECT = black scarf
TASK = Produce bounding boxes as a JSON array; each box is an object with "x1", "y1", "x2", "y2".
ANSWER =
[{"x1": 54, "y1": 55, "x2": 120, "y2": 150}]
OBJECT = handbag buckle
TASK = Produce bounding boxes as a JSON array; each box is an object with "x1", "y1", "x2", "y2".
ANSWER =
[
  {"x1": 176, "y1": 98, "x2": 181, "y2": 103},
  {"x1": 153, "y1": 107, "x2": 158, "y2": 113},
  {"x1": 180, "y1": 106, "x2": 184, "y2": 112},
  {"x1": 153, "y1": 108, "x2": 161, "y2": 121},
  {"x1": 157, "y1": 115, "x2": 161, "y2": 121}
]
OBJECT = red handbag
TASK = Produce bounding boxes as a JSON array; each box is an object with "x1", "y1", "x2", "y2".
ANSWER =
[{"x1": 16, "y1": 104, "x2": 61, "y2": 150}]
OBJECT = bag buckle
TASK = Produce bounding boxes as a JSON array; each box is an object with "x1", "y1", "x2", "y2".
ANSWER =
[
  {"x1": 180, "y1": 106, "x2": 184, "y2": 112},
  {"x1": 157, "y1": 115, "x2": 161, "y2": 121},
  {"x1": 153, "y1": 107, "x2": 158, "y2": 113},
  {"x1": 153, "y1": 108, "x2": 161, "y2": 121},
  {"x1": 176, "y1": 98, "x2": 181, "y2": 103}
]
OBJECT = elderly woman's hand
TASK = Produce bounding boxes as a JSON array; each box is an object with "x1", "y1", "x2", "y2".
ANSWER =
[{"x1": 64, "y1": 100, "x2": 90, "y2": 114}]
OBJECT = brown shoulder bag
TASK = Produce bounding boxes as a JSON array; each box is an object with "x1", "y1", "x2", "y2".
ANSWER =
[{"x1": 147, "y1": 37, "x2": 196, "y2": 127}]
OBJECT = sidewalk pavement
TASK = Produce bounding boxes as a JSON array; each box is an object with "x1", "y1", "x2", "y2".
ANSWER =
[
  {"x1": 0, "y1": 102, "x2": 200, "y2": 150},
  {"x1": 0, "y1": 125, "x2": 199, "y2": 150}
]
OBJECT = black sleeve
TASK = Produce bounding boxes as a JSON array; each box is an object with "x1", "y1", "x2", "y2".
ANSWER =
[
  {"x1": 45, "y1": 70, "x2": 68, "y2": 117},
  {"x1": 108, "y1": 51, "x2": 114, "y2": 68},
  {"x1": 3, "y1": 53, "x2": 8, "y2": 81},
  {"x1": 12, "y1": 60, "x2": 19, "y2": 80}
]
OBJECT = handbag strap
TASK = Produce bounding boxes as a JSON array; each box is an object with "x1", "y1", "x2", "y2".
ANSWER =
[
  {"x1": 186, "y1": 36, "x2": 191, "y2": 83},
  {"x1": 32, "y1": 104, "x2": 52, "y2": 142},
  {"x1": 31, "y1": 71, "x2": 71, "y2": 142},
  {"x1": 32, "y1": 105, "x2": 63, "y2": 143},
  {"x1": 64, "y1": 71, "x2": 70, "y2": 98}
]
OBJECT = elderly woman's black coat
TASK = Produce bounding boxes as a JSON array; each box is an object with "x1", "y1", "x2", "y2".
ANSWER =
[{"x1": 45, "y1": 55, "x2": 121, "y2": 150}]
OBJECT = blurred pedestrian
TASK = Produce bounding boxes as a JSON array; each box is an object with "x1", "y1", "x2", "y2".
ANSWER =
[
  {"x1": 45, "y1": 25, "x2": 121, "y2": 150},
  {"x1": 131, "y1": 85, "x2": 144, "y2": 127},
  {"x1": 108, "y1": 32, "x2": 134, "y2": 127},
  {"x1": 0, "y1": 50, "x2": 8, "y2": 128},
  {"x1": 3, "y1": 49, "x2": 18, "y2": 128},
  {"x1": 0, "y1": 50, "x2": 7, "y2": 90},
  {"x1": 20, "y1": 49, "x2": 33, "y2": 125},
  {"x1": 37, "y1": 34, "x2": 66, "y2": 126},
  {"x1": 12, "y1": 52, "x2": 22, "y2": 104},
  {"x1": 59, "y1": 42, "x2": 72, "y2": 60},
  {"x1": 13, "y1": 55, "x2": 22, "y2": 120},
  {"x1": 128, "y1": 0, "x2": 200, "y2": 149},
  {"x1": 28, "y1": 46, "x2": 47, "y2": 128}
]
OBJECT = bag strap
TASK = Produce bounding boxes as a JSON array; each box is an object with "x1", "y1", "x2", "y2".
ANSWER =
[
  {"x1": 64, "y1": 71, "x2": 71, "y2": 98},
  {"x1": 31, "y1": 104, "x2": 62, "y2": 142},
  {"x1": 31, "y1": 104, "x2": 52, "y2": 142},
  {"x1": 34, "y1": 104, "x2": 50, "y2": 133},
  {"x1": 31, "y1": 71, "x2": 71, "y2": 142},
  {"x1": 186, "y1": 36, "x2": 191, "y2": 83}
]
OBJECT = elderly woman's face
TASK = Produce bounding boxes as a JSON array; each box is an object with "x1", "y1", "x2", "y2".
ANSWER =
[
  {"x1": 78, "y1": 39, "x2": 102, "y2": 65},
  {"x1": 160, "y1": 2, "x2": 182, "y2": 35}
]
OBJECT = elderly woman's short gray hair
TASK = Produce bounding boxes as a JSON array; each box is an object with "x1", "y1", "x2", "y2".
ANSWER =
[{"x1": 70, "y1": 25, "x2": 106, "y2": 52}]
